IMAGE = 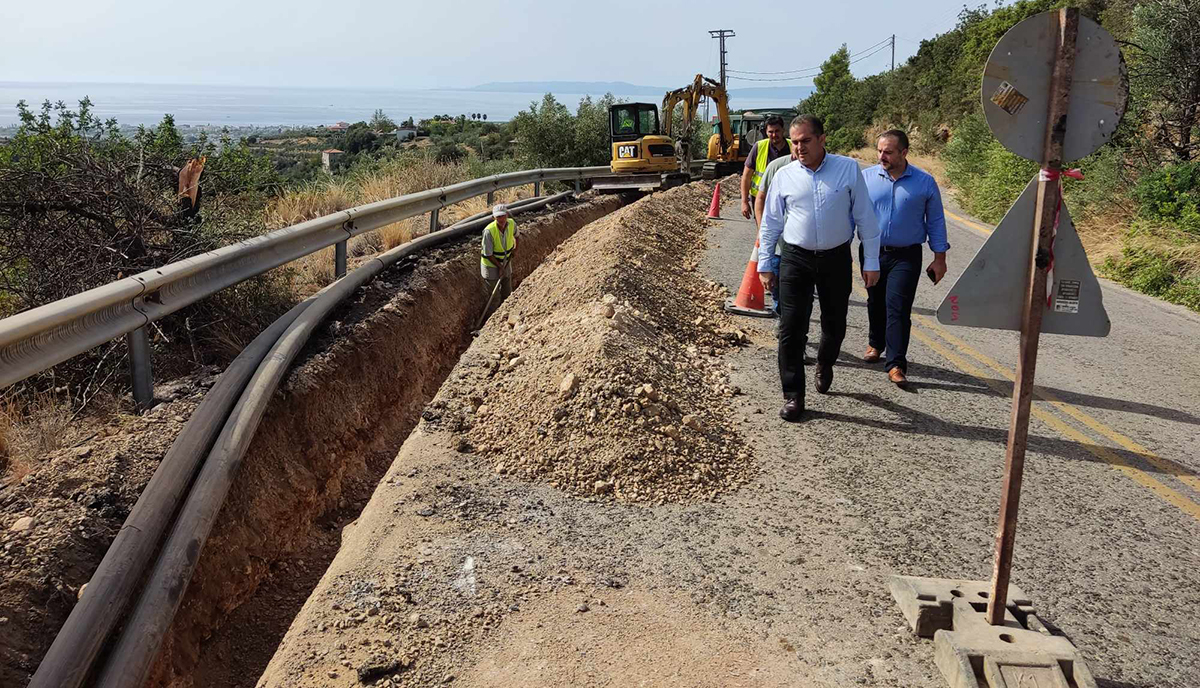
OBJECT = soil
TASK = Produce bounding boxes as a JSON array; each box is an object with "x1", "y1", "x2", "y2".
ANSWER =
[
  {"x1": 0, "y1": 369, "x2": 219, "y2": 686},
  {"x1": 425, "y1": 181, "x2": 753, "y2": 503},
  {"x1": 256, "y1": 179, "x2": 1200, "y2": 688}
]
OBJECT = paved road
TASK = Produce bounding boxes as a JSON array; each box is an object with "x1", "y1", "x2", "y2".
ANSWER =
[{"x1": 703, "y1": 192, "x2": 1200, "y2": 687}]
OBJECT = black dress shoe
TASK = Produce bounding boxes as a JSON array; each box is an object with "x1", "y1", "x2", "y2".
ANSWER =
[
  {"x1": 815, "y1": 364, "x2": 833, "y2": 394},
  {"x1": 779, "y1": 397, "x2": 803, "y2": 422}
]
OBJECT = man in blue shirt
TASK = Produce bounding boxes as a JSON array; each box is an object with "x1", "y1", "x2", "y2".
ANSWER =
[
  {"x1": 861, "y1": 130, "x2": 949, "y2": 384},
  {"x1": 759, "y1": 115, "x2": 881, "y2": 422}
]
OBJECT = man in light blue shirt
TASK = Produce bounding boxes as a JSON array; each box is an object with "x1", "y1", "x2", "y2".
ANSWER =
[
  {"x1": 861, "y1": 130, "x2": 949, "y2": 384},
  {"x1": 758, "y1": 115, "x2": 881, "y2": 421}
]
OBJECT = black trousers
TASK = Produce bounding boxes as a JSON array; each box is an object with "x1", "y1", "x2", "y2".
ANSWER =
[
  {"x1": 861, "y1": 243, "x2": 923, "y2": 372},
  {"x1": 778, "y1": 241, "x2": 852, "y2": 399}
]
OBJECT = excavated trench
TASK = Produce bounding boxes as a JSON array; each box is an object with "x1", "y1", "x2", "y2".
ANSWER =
[{"x1": 138, "y1": 194, "x2": 626, "y2": 687}]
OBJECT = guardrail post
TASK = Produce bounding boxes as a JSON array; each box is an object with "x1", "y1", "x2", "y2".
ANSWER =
[
  {"x1": 486, "y1": 190, "x2": 494, "y2": 206},
  {"x1": 334, "y1": 240, "x2": 347, "y2": 279},
  {"x1": 534, "y1": 180, "x2": 542, "y2": 197},
  {"x1": 429, "y1": 208, "x2": 439, "y2": 234},
  {"x1": 126, "y1": 326, "x2": 154, "y2": 411},
  {"x1": 575, "y1": 179, "x2": 581, "y2": 194}
]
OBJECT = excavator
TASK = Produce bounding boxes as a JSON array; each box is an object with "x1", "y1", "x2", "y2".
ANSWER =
[
  {"x1": 662, "y1": 74, "x2": 748, "y2": 179},
  {"x1": 596, "y1": 102, "x2": 690, "y2": 193}
]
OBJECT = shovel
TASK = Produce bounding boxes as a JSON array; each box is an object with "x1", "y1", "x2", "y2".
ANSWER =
[{"x1": 474, "y1": 259, "x2": 511, "y2": 331}]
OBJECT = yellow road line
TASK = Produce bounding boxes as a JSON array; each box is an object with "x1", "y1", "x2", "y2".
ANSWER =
[
  {"x1": 849, "y1": 276, "x2": 1200, "y2": 519},
  {"x1": 907, "y1": 325, "x2": 1200, "y2": 521},
  {"x1": 944, "y1": 208, "x2": 993, "y2": 237},
  {"x1": 917, "y1": 315, "x2": 1200, "y2": 494},
  {"x1": 932, "y1": 210, "x2": 1200, "y2": 491}
]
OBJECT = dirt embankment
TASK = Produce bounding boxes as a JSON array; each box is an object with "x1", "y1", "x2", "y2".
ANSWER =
[
  {"x1": 0, "y1": 194, "x2": 622, "y2": 688},
  {"x1": 256, "y1": 180, "x2": 776, "y2": 688},
  {"x1": 427, "y1": 182, "x2": 753, "y2": 502}
]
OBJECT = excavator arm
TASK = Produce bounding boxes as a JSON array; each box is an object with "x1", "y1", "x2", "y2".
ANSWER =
[
  {"x1": 696, "y1": 76, "x2": 734, "y2": 160},
  {"x1": 661, "y1": 74, "x2": 736, "y2": 161},
  {"x1": 661, "y1": 74, "x2": 704, "y2": 139}
]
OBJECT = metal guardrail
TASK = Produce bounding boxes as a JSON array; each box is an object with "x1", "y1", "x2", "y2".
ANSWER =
[{"x1": 0, "y1": 165, "x2": 615, "y2": 396}]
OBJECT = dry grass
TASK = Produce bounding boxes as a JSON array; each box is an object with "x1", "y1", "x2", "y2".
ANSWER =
[
  {"x1": 1075, "y1": 210, "x2": 1133, "y2": 267},
  {"x1": 849, "y1": 146, "x2": 951, "y2": 193},
  {"x1": 267, "y1": 155, "x2": 534, "y2": 294},
  {"x1": 264, "y1": 178, "x2": 356, "y2": 229},
  {"x1": 0, "y1": 391, "x2": 75, "y2": 481}
]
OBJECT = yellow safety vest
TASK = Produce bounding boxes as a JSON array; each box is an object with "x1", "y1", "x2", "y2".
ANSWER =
[
  {"x1": 750, "y1": 139, "x2": 792, "y2": 196},
  {"x1": 481, "y1": 218, "x2": 516, "y2": 269}
]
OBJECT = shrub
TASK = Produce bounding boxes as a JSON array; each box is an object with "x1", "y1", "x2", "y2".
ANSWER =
[
  {"x1": 1133, "y1": 161, "x2": 1200, "y2": 234},
  {"x1": 943, "y1": 112, "x2": 1037, "y2": 222},
  {"x1": 0, "y1": 99, "x2": 293, "y2": 397},
  {"x1": 436, "y1": 141, "x2": 466, "y2": 163},
  {"x1": 1101, "y1": 228, "x2": 1200, "y2": 312}
]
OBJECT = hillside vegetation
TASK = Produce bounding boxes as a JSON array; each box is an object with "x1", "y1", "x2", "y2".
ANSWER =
[{"x1": 798, "y1": 0, "x2": 1200, "y2": 311}]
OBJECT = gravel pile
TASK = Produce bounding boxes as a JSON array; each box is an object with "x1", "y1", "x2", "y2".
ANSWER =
[{"x1": 424, "y1": 181, "x2": 753, "y2": 503}]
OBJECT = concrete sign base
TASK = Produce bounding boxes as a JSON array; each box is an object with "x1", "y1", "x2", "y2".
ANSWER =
[{"x1": 890, "y1": 576, "x2": 1097, "y2": 688}]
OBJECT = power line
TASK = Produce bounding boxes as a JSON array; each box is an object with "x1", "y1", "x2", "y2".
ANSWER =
[
  {"x1": 709, "y1": 29, "x2": 735, "y2": 89},
  {"x1": 728, "y1": 41, "x2": 894, "y2": 82},
  {"x1": 727, "y1": 36, "x2": 893, "y2": 77}
]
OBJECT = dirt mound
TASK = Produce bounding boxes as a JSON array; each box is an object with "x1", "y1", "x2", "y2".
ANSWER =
[{"x1": 425, "y1": 181, "x2": 751, "y2": 503}]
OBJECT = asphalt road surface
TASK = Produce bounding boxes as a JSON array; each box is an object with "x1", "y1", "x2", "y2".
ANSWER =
[{"x1": 702, "y1": 190, "x2": 1200, "y2": 687}]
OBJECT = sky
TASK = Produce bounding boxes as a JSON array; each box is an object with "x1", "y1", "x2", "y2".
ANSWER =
[{"x1": 3, "y1": 0, "x2": 983, "y2": 90}]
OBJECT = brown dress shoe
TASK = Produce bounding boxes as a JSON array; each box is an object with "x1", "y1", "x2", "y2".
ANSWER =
[
  {"x1": 888, "y1": 368, "x2": 907, "y2": 384},
  {"x1": 815, "y1": 365, "x2": 833, "y2": 394},
  {"x1": 779, "y1": 398, "x2": 803, "y2": 422},
  {"x1": 864, "y1": 346, "x2": 882, "y2": 363}
]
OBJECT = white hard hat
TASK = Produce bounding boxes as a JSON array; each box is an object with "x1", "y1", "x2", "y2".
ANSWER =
[{"x1": 492, "y1": 204, "x2": 508, "y2": 218}]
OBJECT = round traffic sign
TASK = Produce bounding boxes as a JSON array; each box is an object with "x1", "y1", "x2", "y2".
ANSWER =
[{"x1": 982, "y1": 11, "x2": 1127, "y2": 163}]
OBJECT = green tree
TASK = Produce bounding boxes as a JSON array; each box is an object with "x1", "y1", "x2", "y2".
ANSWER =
[
  {"x1": 370, "y1": 109, "x2": 396, "y2": 133},
  {"x1": 335, "y1": 122, "x2": 380, "y2": 158},
  {"x1": 512, "y1": 94, "x2": 577, "y2": 167},
  {"x1": 799, "y1": 46, "x2": 863, "y2": 152},
  {"x1": 0, "y1": 99, "x2": 290, "y2": 392},
  {"x1": 1115, "y1": 0, "x2": 1200, "y2": 162},
  {"x1": 574, "y1": 95, "x2": 618, "y2": 167}
]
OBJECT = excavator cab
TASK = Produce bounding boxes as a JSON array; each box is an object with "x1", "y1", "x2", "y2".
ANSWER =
[
  {"x1": 595, "y1": 103, "x2": 688, "y2": 193},
  {"x1": 608, "y1": 103, "x2": 678, "y2": 175}
]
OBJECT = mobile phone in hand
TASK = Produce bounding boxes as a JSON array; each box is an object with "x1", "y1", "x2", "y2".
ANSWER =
[{"x1": 926, "y1": 266, "x2": 938, "y2": 284}]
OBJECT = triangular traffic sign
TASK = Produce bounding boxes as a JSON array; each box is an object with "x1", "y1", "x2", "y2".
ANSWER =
[{"x1": 936, "y1": 176, "x2": 1110, "y2": 337}]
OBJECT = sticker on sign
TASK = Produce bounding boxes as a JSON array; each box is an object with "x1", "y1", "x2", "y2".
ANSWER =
[
  {"x1": 1054, "y1": 279, "x2": 1081, "y2": 313},
  {"x1": 990, "y1": 81, "x2": 1030, "y2": 116}
]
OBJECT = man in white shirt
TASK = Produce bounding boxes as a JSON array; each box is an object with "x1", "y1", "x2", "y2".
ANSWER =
[{"x1": 758, "y1": 115, "x2": 881, "y2": 421}]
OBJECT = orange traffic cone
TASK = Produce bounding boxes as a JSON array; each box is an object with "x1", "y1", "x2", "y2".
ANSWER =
[
  {"x1": 706, "y1": 183, "x2": 722, "y2": 219},
  {"x1": 724, "y1": 238, "x2": 775, "y2": 318}
]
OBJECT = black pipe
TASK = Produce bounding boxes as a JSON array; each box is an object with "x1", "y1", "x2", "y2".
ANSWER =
[{"x1": 27, "y1": 296, "x2": 315, "y2": 688}]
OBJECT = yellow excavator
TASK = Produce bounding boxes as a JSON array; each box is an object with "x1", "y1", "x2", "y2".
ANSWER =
[
  {"x1": 662, "y1": 74, "x2": 748, "y2": 179},
  {"x1": 597, "y1": 102, "x2": 690, "y2": 192}
]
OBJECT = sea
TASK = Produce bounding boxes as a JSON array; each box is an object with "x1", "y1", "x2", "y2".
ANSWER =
[{"x1": 0, "y1": 82, "x2": 802, "y2": 129}]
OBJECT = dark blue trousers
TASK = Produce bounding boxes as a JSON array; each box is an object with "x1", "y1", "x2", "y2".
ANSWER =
[{"x1": 861, "y1": 244, "x2": 922, "y2": 373}]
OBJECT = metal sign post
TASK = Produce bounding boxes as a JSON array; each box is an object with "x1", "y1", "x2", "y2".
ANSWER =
[
  {"x1": 987, "y1": 6, "x2": 1077, "y2": 625},
  {"x1": 891, "y1": 9, "x2": 1128, "y2": 687}
]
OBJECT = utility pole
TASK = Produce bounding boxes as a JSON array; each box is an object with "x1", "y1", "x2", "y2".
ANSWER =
[
  {"x1": 709, "y1": 29, "x2": 735, "y2": 88},
  {"x1": 891, "y1": 34, "x2": 896, "y2": 72}
]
